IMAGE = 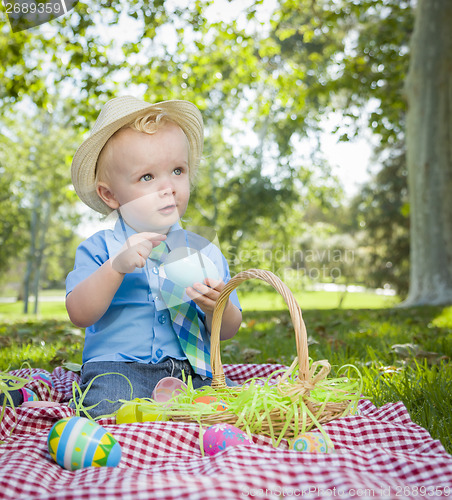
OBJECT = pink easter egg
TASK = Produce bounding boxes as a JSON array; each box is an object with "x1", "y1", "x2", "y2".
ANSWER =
[
  {"x1": 152, "y1": 377, "x2": 187, "y2": 403},
  {"x1": 202, "y1": 423, "x2": 253, "y2": 456}
]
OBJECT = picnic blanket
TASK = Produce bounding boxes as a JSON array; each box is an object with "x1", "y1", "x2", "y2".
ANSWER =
[{"x1": 1, "y1": 365, "x2": 451, "y2": 499}]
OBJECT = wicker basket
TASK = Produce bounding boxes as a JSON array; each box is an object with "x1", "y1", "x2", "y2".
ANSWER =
[{"x1": 166, "y1": 269, "x2": 359, "y2": 442}]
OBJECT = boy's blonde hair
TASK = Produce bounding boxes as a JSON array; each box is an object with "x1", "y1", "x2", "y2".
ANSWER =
[{"x1": 95, "y1": 110, "x2": 189, "y2": 184}]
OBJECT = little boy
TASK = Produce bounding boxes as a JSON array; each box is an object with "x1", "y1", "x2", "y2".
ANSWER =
[{"x1": 66, "y1": 96, "x2": 242, "y2": 417}]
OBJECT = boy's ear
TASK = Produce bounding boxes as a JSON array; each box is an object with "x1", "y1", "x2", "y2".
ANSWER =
[{"x1": 96, "y1": 182, "x2": 120, "y2": 210}]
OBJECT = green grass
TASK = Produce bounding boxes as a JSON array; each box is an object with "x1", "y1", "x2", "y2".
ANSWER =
[
  {"x1": 239, "y1": 290, "x2": 399, "y2": 310},
  {"x1": 0, "y1": 301, "x2": 69, "y2": 320},
  {"x1": 0, "y1": 295, "x2": 451, "y2": 454}
]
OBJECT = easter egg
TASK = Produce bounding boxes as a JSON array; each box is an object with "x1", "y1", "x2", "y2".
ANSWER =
[
  {"x1": 164, "y1": 247, "x2": 220, "y2": 288},
  {"x1": 20, "y1": 388, "x2": 38, "y2": 403},
  {"x1": 116, "y1": 401, "x2": 168, "y2": 423},
  {"x1": 193, "y1": 395, "x2": 227, "y2": 411},
  {"x1": 137, "y1": 404, "x2": 169, "y2": 422},
  {"x1": 152, "y1": 377, "x2": 187, "y2": 403},
  {"x1": 47, "y1": 417, "x2": 122, "y2": 470},
  {"x1": 32, "y1": 372, "x2": 54, "y2": 388},
  {"x1": 116, "y1": 401, "x2": 142, "y2": 424},
  {"x1": 22, "y1": 401, "x2": 62, "y2": 408},
  {"x1": 290, "y1": 432, "x2": 333, "y2": 453},
  {"x1": 203, "y1": 423, "x2": 253, "y2": 456}
]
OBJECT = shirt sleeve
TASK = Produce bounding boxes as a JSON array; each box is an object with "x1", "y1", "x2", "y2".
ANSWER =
[{"x1": 66, "y1": 232, "x2": 109, "y2": 296}]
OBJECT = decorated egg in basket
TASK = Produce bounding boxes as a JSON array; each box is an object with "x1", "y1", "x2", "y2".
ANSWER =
[
  {"x1": 47, "y1": 417, "x2": 122, "y2": 470},
  {"x1": 203, "y1": 423, "x2": 253, "y2": 456},
  {"x1": 193, "y1": 395, "x2": 227, "y2": 411},
  {"x1": 290, "y1": 432, "x2": 333, "y2": 453},
  {"x1": 152, "y1": 377, "x2": 187, "y2": 403}
]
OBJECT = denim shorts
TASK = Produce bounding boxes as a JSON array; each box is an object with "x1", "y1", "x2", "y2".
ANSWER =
[{"x1": 72, "y1": 359, "x2": 236, "y2": 418}]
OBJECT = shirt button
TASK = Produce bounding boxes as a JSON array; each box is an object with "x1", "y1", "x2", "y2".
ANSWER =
[
  {"x1": 158, "y1": 314, "x2": 166, "y2": 325},
  {"x1": 152, "y1": 266, "x2": 159, "y2": 275},
  {"x1": 156, "y1": 349, "x2": 163, "y2": 358}
]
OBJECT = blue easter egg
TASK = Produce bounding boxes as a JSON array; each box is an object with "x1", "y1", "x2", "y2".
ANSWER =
[
  {"x1": 32, "y1": 372, "x2": 54, "y2": 388},
  {"x1": 47, "y1": 417, "x2": 121, "y2": 470},
  {"x1": 164, "y1": 247, "x2": 220, "y2": 288},
  {"x1": 20, "y1": 388, "x2": 39, "y2": 402}
]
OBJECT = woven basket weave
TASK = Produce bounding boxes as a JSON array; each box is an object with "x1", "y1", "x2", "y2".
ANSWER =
[{"x1": 169, "y1": 269, "x2": 357, "y2": 441}]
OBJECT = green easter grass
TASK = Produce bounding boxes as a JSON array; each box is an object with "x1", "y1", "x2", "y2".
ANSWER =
[{"x1": 71, "y1": 360, "x2": 362, "y2": 451}]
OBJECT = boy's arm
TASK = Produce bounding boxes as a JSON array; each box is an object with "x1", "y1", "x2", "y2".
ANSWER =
[
  {"x1": 66, "y1": 261, "x2": 125, "y2": 328},
  {"x1": 66, "y1": 232, "x2": 166, "y2": 328},
  {"x1": 186, "y1": 278, "x2": 242, "y2": 341}
]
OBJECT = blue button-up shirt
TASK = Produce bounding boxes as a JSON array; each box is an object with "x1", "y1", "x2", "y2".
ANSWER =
[{"x1": 66, "y1": 219, "x2": 241, "y2": 365}]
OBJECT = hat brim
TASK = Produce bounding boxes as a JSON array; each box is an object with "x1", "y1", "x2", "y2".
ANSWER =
[{"x1": 71, "y1": 97, "x2": 203, "y2": 215}]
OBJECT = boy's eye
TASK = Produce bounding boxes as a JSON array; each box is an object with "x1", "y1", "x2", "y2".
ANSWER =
[
  {"x1": 174, "y1": 168, "x2": 183, "y2": 176},
  {"x1": 140, "y1": 173, "x2": 153, "y2": 182}
]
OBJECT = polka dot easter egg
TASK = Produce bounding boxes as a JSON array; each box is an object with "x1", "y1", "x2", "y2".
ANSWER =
[
  {"x1": 47, "y1": 417, "x2": 122, "y2": 470},
  {"x1": 152, "y1": 377, "x2": 188, "y2": 403},
  {"x1": 202, "y1": 424, "x2": 253, "y2": 456},
  {"x1": 290, "y1": 432, "x2": 333, "y2": 453}
]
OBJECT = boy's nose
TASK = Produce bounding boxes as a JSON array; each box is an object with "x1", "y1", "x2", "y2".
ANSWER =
[{"x1": 157, "y1": 180, "x2": 176, "y2": 197}]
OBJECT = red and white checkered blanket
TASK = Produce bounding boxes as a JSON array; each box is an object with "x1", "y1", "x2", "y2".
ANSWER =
[{"x1": 1, "y1": 365, "x2": 451, "y2": 499}]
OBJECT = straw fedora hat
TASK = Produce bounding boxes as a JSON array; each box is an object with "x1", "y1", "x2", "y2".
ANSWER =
[{"x1": 71, "y1": 95, "x2": 204, "y2": 215}]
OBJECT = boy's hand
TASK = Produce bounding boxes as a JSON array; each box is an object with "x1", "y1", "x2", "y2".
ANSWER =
[
  {"x1": 111, "y1": 232, "x2": 166, "y2": 274},
  {"x1": 186, "y1": 278, "x2": 226, "y2": 315},
  {"x1": 186, "y1": 277, "x2": 242, "y2": 340}
]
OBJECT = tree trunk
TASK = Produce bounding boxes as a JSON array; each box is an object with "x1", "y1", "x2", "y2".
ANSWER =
[
  {"x1": 32, "y1": 199, "x2": 51, "y2": 314},
  {"x1": 23, "y1": 191, "x2": 40, "y2": 313},
  {"x1": 403, "y1": 0, "x2": 452, "y2": 306}
]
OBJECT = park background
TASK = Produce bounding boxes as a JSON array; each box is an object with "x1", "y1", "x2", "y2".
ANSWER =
[{"x1": 0, "y1": 0, "x2": 451, "y2": 452}]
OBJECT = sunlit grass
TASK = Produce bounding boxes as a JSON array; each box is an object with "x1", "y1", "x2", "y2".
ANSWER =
[
  {"x1": 0, "y1": 301, "x2": 69, "y2": 321},
  {"x1": 0, "y1": 289, "x2": 398, "y2": 320},
  {"x1": 431, "y1": 305, "x2": 452, "y2": 328},
  {"x1": 238, "y1": 290, "x2": 399, "y2": 310}
]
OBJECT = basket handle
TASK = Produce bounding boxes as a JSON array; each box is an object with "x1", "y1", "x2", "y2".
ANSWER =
[{"x1": 210, "y1": 269, "x2": 310, "y2": 388}]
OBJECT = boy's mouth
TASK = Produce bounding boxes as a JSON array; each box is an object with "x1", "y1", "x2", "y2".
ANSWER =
[{"x1": 158, "y1": 204, "x2": 177, "y2": 214}]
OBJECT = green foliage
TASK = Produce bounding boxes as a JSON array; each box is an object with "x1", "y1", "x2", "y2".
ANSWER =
[
  {"x1": 330, "y1": 0, "x2": 414, "y2": 144},
  {"x1": 0, "y1": 103, "x2": 83, "y2": 302},
  {"x1": 0, "y1": 136, "x2": 28, "y2": 275},
  {"x1": 351, "y1": 144, "x2": 410, "y2": 296},
  {"x1": 0, "y1": 0, "x2": 422, "y2": 299}
]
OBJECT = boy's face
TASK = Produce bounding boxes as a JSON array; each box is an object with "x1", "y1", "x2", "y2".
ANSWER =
[{"x1": 97, "y1": 122, "x2": 191, "y2": 233}]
